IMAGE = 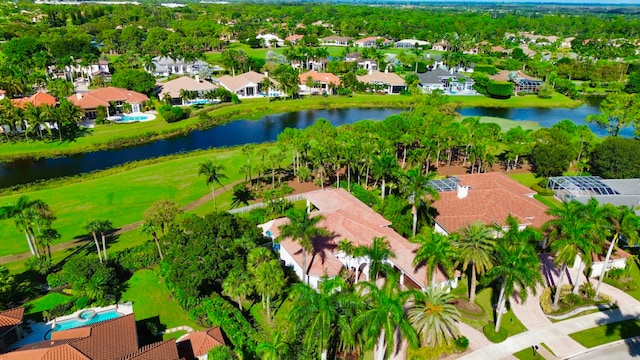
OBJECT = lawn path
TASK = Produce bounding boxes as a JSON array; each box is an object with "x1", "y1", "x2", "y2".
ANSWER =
[{"x1": 0, "y1": 180, "x2": 244, "y2": 265}]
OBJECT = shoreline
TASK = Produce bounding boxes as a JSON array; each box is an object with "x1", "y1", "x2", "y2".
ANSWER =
[{"x1": 0, "y1": 93, "x2": 582, "y2": 163}]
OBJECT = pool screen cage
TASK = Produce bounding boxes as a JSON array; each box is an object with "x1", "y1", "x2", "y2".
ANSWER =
[
  {"x1": 428, "y1": 176, "x2": 460, "y2": 192},
  {"x1": 547, "y1": 176, "x2": 620, "y2": 201}
]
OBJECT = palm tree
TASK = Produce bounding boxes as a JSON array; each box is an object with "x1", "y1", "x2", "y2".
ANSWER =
[
  {"x1": 595, "y1": 204, "x2": 640, "y2": 297},
  {"x1": 487, "y1": 220, "x2": 543, "y2": 332},
  {"x1": 407, "y1": 286, "x2": 461, "y2": 346},
  {"x1": 290, "y1": 277, "x2": 364, "y2": 359},
  {"x1": 354, "y1": 237, "x2": 396, "y2": 282},
  {"x1": 140, "y1": 222, "x2": 163, "y2": 260},
  {"x1": 0, "y1": 196, "x2": 46, "y2": 257},
  {"x1": 412, "y1": 230, "x2": 458, "y2": 288},
  {"x1": 371, "y1": 151, "x2": 400, "y2": 201},
  {"x1": 400, "y1": 169, "x2": 439, "y2": 236},
  {"x1": 198, "y1": 160, "x2": 227, "y2": 211},
  {"x1": 260, "y1": 76, "x2": 274, "y2": 102},
  {"x1": 84, "y1": 219, "x2": 112, "y2": 262},
  {"x1": 545, "y1": 201, "x2": 596, "y2": 308},
  {"x1": 223, "y1": 268, "x2": 253, "y2": 311},
  {"x1": 354, "y1": 271, "x2": 419, "y2": 360},
  {"x1": 253, "y1": 259, "x2": 286, "y2": 320},
  {"x1": 277, "y1": 208, "x2": 330, "y2": 284},
  {"x1": 256, "y1": 331, "x2": 290, "y2": 360},
  {"x1": 457, "y1": 221, "x2": 496, "y2": 303}
]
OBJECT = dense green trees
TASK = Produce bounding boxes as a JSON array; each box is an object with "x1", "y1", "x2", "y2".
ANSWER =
[
  {"x1": 457, "y1": 222, "x2": 496, "y2": 303},
  {"x1": 589, "y1": 137, "x2": 640, "y2": 179},
  {"x1": 110, "y1": 68, "x2": 156, "y2": 96},
  {"x1": 586, "y1": 93, "x2": 640, "y2": 137}
]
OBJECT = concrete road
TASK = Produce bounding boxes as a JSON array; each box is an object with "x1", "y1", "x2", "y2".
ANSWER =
[{"x1": 565, "y1": 337, "x2": 640, "y2": 360}]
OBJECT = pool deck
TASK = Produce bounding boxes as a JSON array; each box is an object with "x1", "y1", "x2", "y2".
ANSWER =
[{"x1": 10, "y1": 302, "x2": 133, "y2": 350}]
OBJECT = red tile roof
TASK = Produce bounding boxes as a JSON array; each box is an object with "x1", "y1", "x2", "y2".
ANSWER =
[
  {"x1": 178, "y1": 327, "x2": 225, "y2": 357},
  {"x1": 120, "y1": 340, "x2": 179, "y2": 360},
  {"x1": 0, "y1": 307, "x2": 23, "y2": 337},
  {"x1": 298, "y1": 71, "x2": 341, "y2": 86},
  {"x1": 268, "y1": 189, "x2": 449, "y2": 286},
  {"x1": 67, "y1": 87, "x2": 149, "y2": 109},
  {"x1": 11, "y1": 91, "x2": 57, "y2": 108},
  {"x1": 432, "y1": 173, "x2": 552, "y2": 234}
]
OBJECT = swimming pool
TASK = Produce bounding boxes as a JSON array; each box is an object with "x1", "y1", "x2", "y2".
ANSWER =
[
  {"x1": 45, "y1": 309, "x2": 121, "y2": 339},
  {"x1": 115, "y1": 113, "x2": 156, "y2": 123}
]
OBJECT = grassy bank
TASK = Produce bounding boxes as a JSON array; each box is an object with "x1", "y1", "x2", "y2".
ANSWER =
[
  {"x1": 569, "y1": 319, "x2": 640, "y2": 348},
  {"x1": 0, "y1": 92, "x2": 580, "y2": 161}
]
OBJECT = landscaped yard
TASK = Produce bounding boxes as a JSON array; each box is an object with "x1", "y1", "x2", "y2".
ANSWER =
[
  {"x1": 604, "y1": 259, "x2": 640, "y2": 302},
  {"x1": 23, "y1": 292, "x2": 73, "y2": 322},
  {"x1": 120, "y1": 269, "x2": 201, "y2": 341},
  {"x1": 569, "y1": 319, "x2": 640, "y2": 348},
  {"x1": 513, "y1": 343, "x2": 554, "y2": 360}
]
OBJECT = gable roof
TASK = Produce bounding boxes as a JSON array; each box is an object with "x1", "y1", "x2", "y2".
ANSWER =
[
  {"x1": 322, "y1": 35, "x2": 352, "y2": 42},
  {"x1": 267, "y1": 189, "x2": 449, "y2": 286},
  {"x1": 432, "y1": 173, "x2": 552, "y2": 234},
  {"x1": 177, "y1": 327, "x2": 225, "y2": 357},
  {"x1": 285, "y1": 34, "x2": 304, "y2": 42},
  {"x1": 157, "y1": 76, "x2": 216, "y2": 98},
  {"x1": 67, "y1": 87, "x2": 149, "y2": 109},
  {"x1": 0, "y1": 307, "x2": 24, "y2": 337},
  {"x1": 11, "y1": 91, "x2": 57, "y2": 108},
  {"x1": 418, "y1": 68, "x2": 468, "y2": 84},
  {"x1": 120, "y1": 340, "x2": 179, "y2": 360},
  {"x1": 357, "y1": 71, "x2": 405, "y2": 86},
  {"x1": 217, "y1": 71, "x2": 273, "y2": 92},
  {"x1": 298, "y1": 71, "x2": 341, "y2": 86},
  {"x1": 355, "y1": 36, "x2": 391, "y2": 44}
]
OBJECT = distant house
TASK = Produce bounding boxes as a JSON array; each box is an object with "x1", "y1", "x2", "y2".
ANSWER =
[
  {"x1": 354, "y1": 36, "x2": 392, "y2": 48},
  {"x1": 256, "y1": 34, "x2": 284, "y2": 48},
  {"x1": 298, "y1": 70, "x2": 341, "y2": 95},
  {"x1": 157, "y1": 76, "x2": 216, "y2": 105},
  {"x1": 0, "y1": 90, "x2": 5, "y2": 100},
  {"x1": 0, "y1": 307, "x2": 25, "y2": 353},
  {"x1": 418, "y1": 68, "x2": 475, "y2": 94},
  {"x1": 320, "y1": 35, "x2": 352, "y2": 46},
  {"x1": 394, "y1": 39, "x2": 430, "y2": 49},
  {"x1": 357, "y1": 70, "x2": 406, "y2": 94},
  {"x1": 432, "y1": 40, "x2": 451, "y2": 52},
  {"x1": 150, "y1": 56, "x2": 211, "y2": 77},
  {"x1": 285, "y1": 34, "x2": 304, "y2": 45},
  {"x1": 344, "y1": 52, "x2": 378, "y2": 71},
  {"x1": 217, "y1": 71, "x2": 282, "y2": 98},
  {"x1": 491, "y1": 70, "x2": 543, "y2": 94},
  {"x1": 11, "y1": 91, "x2": 57, "y2": 108},
  {"x1": 67, "y1": 87, "x2": 149, "y2": 119},
  {"x1": 261, "y1": 189, "x2": 457, "y2": 291}
]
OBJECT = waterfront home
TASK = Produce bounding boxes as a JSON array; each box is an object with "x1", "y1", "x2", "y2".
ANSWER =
[
  {"x1": 157, "y1": 76, "x2": 216, "y2": 105},
  {"x1": 260, "y1": 188, "x2": 457, "y2": 291},
  {"x1": 217, "y1": 71, "x2": 282, "y2": 98},
  {"x1": 149, "y1": 56, "x2": 210, "y2": 77},
  {"x1": 394, "y1": 39, "x2": 430, "y2": 49},
  {"x1": 418, "y1": 68, "x2": 476, "y2": 94},
  {"x1": 321, "y1": 35, "x2": 352, "y2": 46},
  {"x1": 298, "y1": 70, "x2": 341, "y2": 95},
  {"x1": 285, "y1": 34, "x2": 304, "y2": 45},
  {"x1": 354, "y1": 36, "x2": 392, "y2": 48},
  {"x1": 67, "y1": 87, "x2": 149, "y2": 119},
  {"x1": 356, "y1": 70, "x2": 407, "y2": 94}
]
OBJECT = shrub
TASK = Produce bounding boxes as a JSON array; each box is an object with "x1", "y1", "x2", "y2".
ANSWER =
[
  {"x1": 112, "y1": 241, "x2": 160, "y2": 272},
  {"x1": 580, "y1": 282, "x2": 596, "y2": 299},
  {"x1": 539, "y1": 287, "x2": 553, "y2": 314},
  {"x1": 531, "y1": 183, "x2": 554, "y2": 196},
  {"x1": 487, "y1": 81, "x2": 514, "y2": 99},
  {"x1": 454, "y1": 336, "x2": 470, "y2": 352},
  {"x1": 47, "y1": 272, "x2": 68, "y2": 289},
  {"x1": 562, "y1": 293, "x2": 582, "y2": 306},
  {"x1": 483, "y1": 323, "x2": 508, "y2": 343},
  {"x1": 74, "y1": 296, "x2": 91, "y2": 310},
  {"x1": 607, "y1": 268, "x2": 626, "y2": 280},
  {"x1": 49, "y1": 302, "x2": 74, "y2": 319},
  {"x1": 408, "y1": 342, "x2": 455, "y2": 360},
  {"x1": 474, "y1": 65, "x2": 498, "y2": 75},
  {"x1": 347, "y1": 183, "x2": 379, "y2": 207}
]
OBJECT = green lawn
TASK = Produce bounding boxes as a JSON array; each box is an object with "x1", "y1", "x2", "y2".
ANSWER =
[
  {"x1": 451, "y1": 92, "x2": 581, "y2": 109},
  {"x1": 474, "y1": 116, "x2": 540, "y2": 132},
  {"x1": 24, "y1": 292, "x2": 73, "y2": 314},
  {"x1": 120, "y1": 269, "x2": 201, "y2": 340},
  {"x1": 569, "y1": 319, "x2": 640, "y2": 348},
  {"x1": 604, "y1": 259, "x2": 640, "y2": 302},
  {"x1": 513, "y1": 343, "x2": 553, "y2": 360}
]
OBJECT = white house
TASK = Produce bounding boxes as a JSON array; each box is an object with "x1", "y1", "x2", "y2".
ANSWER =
[
  {"x1": 149, "y1": 56, "x2": 211, "y2": 77},
  {"x1": 354, "y1": 36, "x2": 392, "y2": 48},
  {"x1": 321, "y1": 35, "x2": 352, "y2": 46},
  {"x1": 356, "y1": 70, "x2": 407, "y2": 94},
  {"x1": 418, "y1": 68, "x2": 476, "y2": 94},
  {"x1": 156, "y1": 76, "x2": 217, "y2": 105},
  {"x1": 394, "y1": 39, "x2": 430, "y2": 49},
  {"x1": 260, "y1": 189, "x2": 457, "y2": 291},
  {"x1": 256, "y1": 34, "x2": 284, "y2": 48},
  {"x1": 217, "y1": 71, "x2": 282, "y2": 98}
]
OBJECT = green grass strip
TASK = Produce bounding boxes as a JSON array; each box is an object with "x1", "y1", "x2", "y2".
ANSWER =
[{"x1": 569, "y1": 319, "x2": 640, "y2": 348}]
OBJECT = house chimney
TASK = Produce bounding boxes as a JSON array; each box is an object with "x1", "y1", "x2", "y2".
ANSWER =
[
  {"x1": 457, "y1": 185, "x2": 469, "y2": 199},
  {"x1": 76, "y1": 92, "x2": 82, "y2": 100},
  {"x1": 195, "y1": 75, "x2": 200, "y2": 82}
]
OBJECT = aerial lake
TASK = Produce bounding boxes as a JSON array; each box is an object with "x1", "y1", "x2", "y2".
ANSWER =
[{"x1": 0, "y1": 102, "x2": 610, "y2": 189}]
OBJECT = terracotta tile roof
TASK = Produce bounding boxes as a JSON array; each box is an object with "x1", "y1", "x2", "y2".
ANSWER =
[
  {"x1": 2, "y1": 341, "x2": 88, "y2": 360},
  {"x1": 50, "y1": 327, "x2": 92, "y2": 340},
  {"x1": 177, "y1": 327, "x2": 225, "y2": 357},
  {"x1": 357, "y1": 71, "x2": 406, "y2": 86},
  {"x1": 432, "y1": 173, "x2": 552, "y2": 234},
  {"x1": 268, "y1": 189, "x2": 449, "y2": 286},
  {"x1": 120, "y1": 339, "x2": 179, "y2": 360},
  {"x1": 11, "y1": 91, "x2": 57, "y2": 108},
  {"x1": 285, "y1": 34, "x2": 304, "y2": 42},
  {"x1": 592, "y1": 243, "x2": 632, "y2": 262},
  {"x1": 157, "y1": 76, "x2": 216, "y2": 98},
  {"x1": 0, "y1": 307, "x2": 23, "y2": 336},
  {"x1": 67, "y1": 87, "x2": 149, "y2": 109},
  {"x1": 298, "y1": 71, "x2": 341, "y2": 86},
  {"x1": 69, "y1": 314, "x2": 138, "y2": 360}
]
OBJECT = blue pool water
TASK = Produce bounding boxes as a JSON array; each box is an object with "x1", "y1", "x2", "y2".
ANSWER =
[
  {"x1": 117, "y1": 114, "x2": 153, "y2": 122},
  {"x1": 188, "y1": 99, "x2": 211, "y2": 105},
  {"x1": 45, "y1": 310, "x2": 120, "y2": 339}
]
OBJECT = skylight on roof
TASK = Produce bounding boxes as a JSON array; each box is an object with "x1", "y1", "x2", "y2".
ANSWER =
[{"x1": 428, "y1": 176, "x2": 460, "y2": 192}]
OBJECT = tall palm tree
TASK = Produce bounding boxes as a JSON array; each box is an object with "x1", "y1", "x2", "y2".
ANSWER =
[
  {"x1": 595, "y1": 204, "x2": 639, "y2": 297},
  {"x1": 412, "y1": 230, "x2": 458, "y2": 288},
  {"x1": 277, "y1": 208, "x2": 330, "y2": 284},
  {"x1": 457, "y1": 221, "x2": 496, "y2": 303},
  {"x1": 290, "y1": 277, "x2": 364, "y2": 359},
  {"x1": 0, "y1": 196, "x2": 46, "y2": 257},
  {"x1": 354, "y1": 237, "x2": 396, "y2": 282},
  {"x1": 140, "y1": 222, "x2": 163, "y2": 260},
  {"x1": 256, "y1": 331, "x2": 290, "y2": 360},
  {"x1": 253, "y1": 259, "x2": 286, "y2": 320},
  {"x1": 400, "y1": 169, "x2": 439, "y2": 236},
  {"x1": 198, "y1": 160, "x2": 227, "y2": 211},
  {"x1": 487, "y1": 220, "x2": 543, "y2": 332},
  {"x1": 354, "y1": 271, "x2": 419, "y2": 360},
  {"x1": 371, "y1": 151, "x2": 400, "y2": 201},
  {"x1": 84, "y1": 219, "x2": 112, "y2": 262},
  {"x1": 545, "y1": 200, "x2": 595, "y2": 309},
  {"x1": 222, "y1": 269, "x2": 253, "y2": 311},
  {"x1": 407, "y1": 286, "x2": 461, "y2": 346}
]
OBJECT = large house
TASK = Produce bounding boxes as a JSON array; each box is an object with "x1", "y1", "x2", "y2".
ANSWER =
[
  {"x1": 356, "y1": 70, "x2": 407, "y2": 94},
  {"x1": 157, "y1": 76, "x2": 216, "y2": 105},
  {"x1": 11, "y1": 91, "x2": 56, "y2": 109},
  {"x1": 430, "y1": 173, "x2": 552, "y2": 235},
  {"x1": 256, "y1": 34, "x2": 284, "y2": 48},
  {"x1": 344, "y1": 52, "x2": 378, "y2": 72},
  {"x1": 418, "y1": 68, "x2": 476, "y2": 94},
  {"x1": 1, "y1": 310, "x2": 225, "y2": 359},
  {"x1": 321, "y1": 36, "x2": 352, "y2": 46},
  {"x1": 354, "y1": 36, "x2": 392, "y2": 48},
  {"x1": 394, "y1": 39, "x2": 430, "y2": 49},
  {"x1": 491, "y1": 70, "x2": 544, "y2": 94},
  {"x1": 67, "y1": 87, "x2": 149, "y2": 119},
  {"x1": 285, "y1": 34, "x2": 304, "y2": 45},
  {"x1": 298, "y1": 71, "x2": 341, "y2": 95},
  {"x1": 149, "y1": 56, "x2": 210, "y2": 77},
  {"x1": 217, "y1": 71, "x2": 281, "y2": 98},
  {"x1": 260, "y1": 188, "x2": 456, "y2": 291}
]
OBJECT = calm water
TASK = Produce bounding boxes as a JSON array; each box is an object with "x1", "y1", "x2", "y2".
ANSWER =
[{"x1": 0, "y1": 103, "x2": 609, "y2": 188}]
